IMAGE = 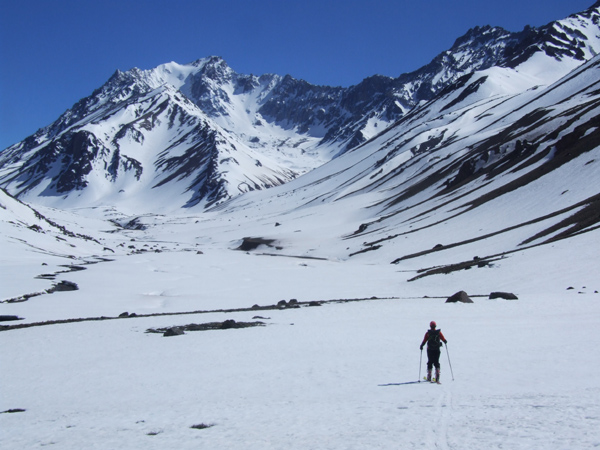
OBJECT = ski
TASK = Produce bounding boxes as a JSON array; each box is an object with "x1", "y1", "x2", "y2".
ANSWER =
[{"x1": 423, "y1": 377, "x2": 441, "y2": 384}]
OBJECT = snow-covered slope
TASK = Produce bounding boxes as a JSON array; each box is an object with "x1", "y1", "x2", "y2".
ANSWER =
[
  {"x1": 2, "y1": 5, "x2": 600, "y2": 449},
  {"x1": 0, "y1": 77, "x2": 304, "y2": 209},
  {"x1": 4, "y1": 44, "x2": 596, "y2": 318}
]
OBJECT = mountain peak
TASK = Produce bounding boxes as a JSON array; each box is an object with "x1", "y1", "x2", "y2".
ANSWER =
[
  {"x1": 189, "y1": 55, "x2": 226, "y2": 67},
  {"x1": 198, "y1": 56, "x2": 232, "y2": 81}
]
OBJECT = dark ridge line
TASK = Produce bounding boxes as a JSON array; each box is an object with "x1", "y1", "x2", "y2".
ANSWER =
[
  {"x1": 351, "y1": 105, "x2": 600, "y2": 248},
  {"x1": 406, "y1": 217, "x2": 600, "y2": 281},
  {"x1": 332, "y1": 107, "x2": 487, "y2": 205},
  {"x1": 367, "y1": 89, "x2": 547, "y2": 215},
  {"x1": 349, "y1": 69, "x2": 600, "y2": 234},
  {"x1": 353, "y1": 187, "x2": 588, "y2": 252},
  {"x1": 257, "y1": 253, "x2": 329, "y2": 261},
  {"x1": 391, "y1": 192, "x2": 600, "y2": 264},
  {"x1": 343, "y1": 176, "x2": 494, "y2": 244},
  {"x1": 407, "y1": 256, "x2": 506, "y2": 281}
]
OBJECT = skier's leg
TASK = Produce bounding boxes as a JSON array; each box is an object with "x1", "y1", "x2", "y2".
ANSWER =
[
  {"x1": 433, "y1": 350, "x2": 441, "y2": 381},
  {"x1": 426, "y1": 348, "x2": 434, "y2": 381}
]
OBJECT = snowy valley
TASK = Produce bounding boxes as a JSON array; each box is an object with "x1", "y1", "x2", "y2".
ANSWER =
[{"x1": 1, "y1": 3, "x2": 600, "y2": 449}]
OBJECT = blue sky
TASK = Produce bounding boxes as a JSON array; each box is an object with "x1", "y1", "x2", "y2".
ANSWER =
[{"x1": 0, "y1": 0, "x2": 594, "y2": 150}]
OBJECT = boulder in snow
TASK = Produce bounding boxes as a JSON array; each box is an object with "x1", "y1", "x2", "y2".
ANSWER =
[
  {"x1": 0, "y1": 315, "x2": 23, "y2": 322},
  {"x1": 221, "y1": 319, "x2": 238, "y2": 329},
  {"x1": 489, "y1": 292, "x2": 518, "y2": 300},
  {"x1": 46, "y1": 280, "x2": 79, "y2": 293},
  {"x1": 446, "y1": 291, "x2": 474, "y2": 303},
  {"x1": 163, "y1": 327, "x2": 185, "y2": 337}
]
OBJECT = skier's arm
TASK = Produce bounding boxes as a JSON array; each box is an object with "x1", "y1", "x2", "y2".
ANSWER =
[
  {"x1": 420, "y1": 332, "x2": 429, "y2": 350},
  {"x1": 439, "y1": 331, "x2": 447, "y2": 344}
]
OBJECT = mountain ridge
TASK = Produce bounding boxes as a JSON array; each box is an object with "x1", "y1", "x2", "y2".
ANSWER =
[{"x1": 1, "y1": 2, "x2": 599, "y2": 211}]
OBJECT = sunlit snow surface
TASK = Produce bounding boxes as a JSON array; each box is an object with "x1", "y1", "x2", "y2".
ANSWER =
[
  {"x1": 2, "y1": 19, "x2": 600, "y2": 449},
  {"x1": 2, "y1": 182, "x2": 600, "y2": 449}
]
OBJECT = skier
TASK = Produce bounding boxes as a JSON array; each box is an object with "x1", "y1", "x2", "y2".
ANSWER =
[{"x1": 420, "y1": 321, "x2": 447, "y2": 383}]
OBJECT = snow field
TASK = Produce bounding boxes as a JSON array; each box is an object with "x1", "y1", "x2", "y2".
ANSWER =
[
  {"x1": 2, "y1": 29, "x2": 600, "y2": 450},
  {"x1": 2, "y1": 289, "x2": 600, "y2": 449},
  {"x1": 2, "y1": 208, "x2": 600, "y2": 449}
]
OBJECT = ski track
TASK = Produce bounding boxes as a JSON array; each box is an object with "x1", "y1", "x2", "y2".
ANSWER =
[
  {"x1": 434, "y1": 389, "x2": 451, "y2": 450},
  {"x1": 439, "y1": 389, "x2": 600, "y2": 449},
  {"x1": 390, "y1": 382, "x2": 600, "y2": 449}
]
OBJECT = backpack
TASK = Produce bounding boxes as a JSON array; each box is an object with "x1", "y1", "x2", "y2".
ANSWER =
[{"x1": 427, "y1": 329, "x2": 442, "y2": 348}]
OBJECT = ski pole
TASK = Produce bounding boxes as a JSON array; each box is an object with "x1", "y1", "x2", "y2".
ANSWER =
[
  {"x1": 418, "y1": 348, "x2": 423, "y2": 382},
  {"x1": 445, "y1": 343, "x2": 455, "y2": 381}
]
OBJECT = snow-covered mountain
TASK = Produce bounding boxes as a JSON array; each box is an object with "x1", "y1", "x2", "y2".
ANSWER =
[
  {"x1": 1, "y1": 2, "x2": 599, "y2": 210},
  {"x1": 3, "y1": 5, "x2": 600, "y2": 449},
  {"x1": 2, "y1": 53, "x2": 600, "y2": 449},
  {"x1": 0, "y1": 62, "x2": 310, "y2": 209}
]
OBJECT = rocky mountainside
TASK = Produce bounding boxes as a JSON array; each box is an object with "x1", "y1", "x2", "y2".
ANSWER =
[
  {"x1": 0, "y1": 2, "x2": 599, "y2": 210},
  {"x1": 177, "y1": 49, "x2": 597, "y2": 269}
]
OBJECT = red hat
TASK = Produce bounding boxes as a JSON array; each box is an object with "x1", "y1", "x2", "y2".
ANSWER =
[{"x1": 430, "y1": 321, "x2": 437, "y2": 328}]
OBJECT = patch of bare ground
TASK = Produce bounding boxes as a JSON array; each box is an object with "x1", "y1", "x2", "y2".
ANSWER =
[{"x1": 147, "y1": 319, "x2": 266, "y2": 335}]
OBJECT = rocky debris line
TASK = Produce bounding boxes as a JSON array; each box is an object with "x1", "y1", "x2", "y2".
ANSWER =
[
  {"x1": 148, "y1": 319, "x2": 266, "y2": 337},
  {"x1": 401, "y1": 255, "x2": 502, "y2": 280},
  {"x1": 2, "y1": 280, "x2": 79, "y2": 303},
  {"x1": 5, "y1": 294, "x2": 522, "y2": 332},
  {"x1": 1, "y1": 409, "x2": 26, "y2": 414},
  {"x1": 31, "y1": 209, "x2": 101, "y2": 244},
  {"x1": 386, "y1": 193, "x2": 600, "y2": 277},
  {"x1": 1, "y1": 291, "x2": 46, "y2": 304},
  {"x1": 276, "y1": 299, "x2": 300, "y2": 309},
  {"x1": 2, "y1": 259, "x2": 112, "y2": 304},
  {"x1": 0, "y1": 296, "x2": 385, "y2": 332}
]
